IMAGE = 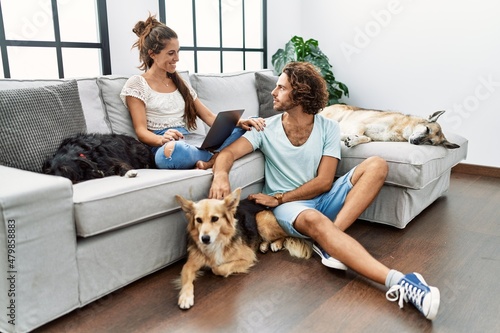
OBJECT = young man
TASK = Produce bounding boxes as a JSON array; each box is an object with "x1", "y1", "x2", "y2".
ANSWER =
[{"x1": 209, "y1": 62, "x2": 440, "y2": 320}]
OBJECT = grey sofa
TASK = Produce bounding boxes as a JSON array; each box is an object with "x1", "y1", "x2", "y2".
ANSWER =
[{"x1": 0, "y1": 69, "x2": 467, "y2": 332}]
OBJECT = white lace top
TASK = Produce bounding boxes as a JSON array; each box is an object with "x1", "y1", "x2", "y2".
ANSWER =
[{"x1": 120, "y1": 75, "x2": 197, "y2": 131}]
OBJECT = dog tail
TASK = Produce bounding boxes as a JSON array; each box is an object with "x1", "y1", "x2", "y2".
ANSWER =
[{"x1": 284, "y1": 238, "x2": 312, "y2": 259}]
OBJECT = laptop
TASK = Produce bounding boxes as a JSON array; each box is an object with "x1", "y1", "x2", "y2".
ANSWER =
[{"x1": 184, "y1": 109, "x2": 244, "y2": 150}]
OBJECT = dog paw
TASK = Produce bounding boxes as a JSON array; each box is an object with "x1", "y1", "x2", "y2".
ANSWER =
[
  {"x1": 343, "y1": 135, "x2": 359, "y2": 148},
  {"x1": 259, "y1": 242, "x2": 270, "y2": 253},
  {"x1": 178, "y1": 293, "x2": 194, "y2": 309},
  {"x1": 124, "y1": 169, "x2": 138, "y2": 178},
  {"x1": 270, "y1": 239, "x2": 285, "y2": 252}
]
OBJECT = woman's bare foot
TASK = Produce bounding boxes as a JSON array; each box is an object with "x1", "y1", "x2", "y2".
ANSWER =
[{"x1": 195, "y1": 153, "x2": 218, "y2": 170}]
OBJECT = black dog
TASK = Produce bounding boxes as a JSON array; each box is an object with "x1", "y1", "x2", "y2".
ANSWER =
[{"x1": 43, "y1": 133, "x2": 155, "y2": 183}]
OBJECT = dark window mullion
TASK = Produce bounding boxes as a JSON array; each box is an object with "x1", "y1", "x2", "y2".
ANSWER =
[
  {"x1": 159, "y1": 0, "x2": 166, "y2": 22},
  {"x1": 192, "y1": 0, "x2": 198, "y2": 73},
  {"x1": 262, "y1": 0, "x2": 268, "y2": 68},
  {"x1": 218, "y1": 0, "x2": 223, "y2": 72},
  {"x1": 180, "y1": 46, "x2": 264, "y2": 52},
  {"x1": 0, "y1": 1, "x2": 10, "y2": 78},
  {"x1": 242, "y1": 0, "x2": 246, "y2": 70},
  {"x1": 4, "y1": 40, "x2": 102, "y2": 48},
  {"x1": 50, "y1": 0, "x2": 64, "y2": 78},
  {"x1": 97, "y1": 0, "x2": 111, "y2": 74}
]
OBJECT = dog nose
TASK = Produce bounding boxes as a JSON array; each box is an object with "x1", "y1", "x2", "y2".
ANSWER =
[{"x1": 201, "y1": 235, "x2": 211, "y2": 244}]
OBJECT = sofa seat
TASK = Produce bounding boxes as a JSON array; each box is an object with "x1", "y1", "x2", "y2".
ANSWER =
[
  {"x1": 336, "y1": 132, "x2": 468, "y2": 228},
  {"x1": 336, "y1": 132, "x2": 468, "y2": 189},
  {"x1": 74, "y1": 151, "x2": 265, "y2": 237}
]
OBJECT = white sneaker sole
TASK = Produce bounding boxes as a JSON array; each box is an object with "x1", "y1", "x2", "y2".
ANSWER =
[
  {"x1": 412, "y1": 273, "x2": 441, "y2": 320},
  {"x1": 313, "y1": 245, "x2": 348, "y2": 270}
]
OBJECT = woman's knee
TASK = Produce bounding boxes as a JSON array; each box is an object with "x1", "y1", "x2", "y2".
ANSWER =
[{"x1": 163, "y1": 141, "x2": 176, "y2": 158}]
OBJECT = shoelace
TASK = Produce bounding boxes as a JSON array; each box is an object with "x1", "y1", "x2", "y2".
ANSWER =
[
  {"x1": 386, "y1": 282, "x2": 426, "y2": 311},
  {"x1": 386, "y1": 285, "x2": 406, "y2": 308}
]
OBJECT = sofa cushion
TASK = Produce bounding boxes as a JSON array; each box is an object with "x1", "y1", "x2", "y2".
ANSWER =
[
  {"x1": 255, "y1": 71, "x2": 279, "y2": 118},
  {"x1": 190, "y1": 69, "x2": 274, "y2": 120},
  {"x1": 99, "y1": 71, "x2": 193, "y2": 137},
  {"x1": 97, "y1": 75, "x2": 136, "y2": 137},
  {"x1": 0, "y1": 78, "x2": 112, "y2": 134},
  {"x1": 336, "y1": 132, "x2": 468, "y2": 189},
  {"x1": 0, "y1": 80, "x2": 87, "y2": 173},
  {"x1": 73, "y1": 151, "x2": 264, "y2": 237}
]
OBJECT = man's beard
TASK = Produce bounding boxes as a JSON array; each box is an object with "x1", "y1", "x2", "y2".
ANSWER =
[{"x1": 273, "y1": 99, "x2": 297, "y2": 112}]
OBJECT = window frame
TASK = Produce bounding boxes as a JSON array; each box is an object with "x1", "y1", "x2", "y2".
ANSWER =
[
  {"x1": 159, "y1": 0, "x2": 267, "y2": 73},
  {"x1": 0, "y1": 0, "x2": 111, "y2": 79}
]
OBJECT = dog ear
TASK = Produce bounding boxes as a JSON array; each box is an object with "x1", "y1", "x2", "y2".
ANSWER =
[
  {"x1": 441, "y1": 140, "x2": 460, "y2": 149},
  {"x1": 224, "y1": 188, "x2": 241, "y2": 214},
  {"x1": 175, "y1": 195, "x2": 194, "y2": 213},
  {"x1": 428, "y1": 110, "x2": 446, "y2": 122}
]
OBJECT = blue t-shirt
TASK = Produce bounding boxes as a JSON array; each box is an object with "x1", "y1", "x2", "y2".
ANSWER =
[{"x1": 244, "y1": 113, "x2": 341, "y2": 195}]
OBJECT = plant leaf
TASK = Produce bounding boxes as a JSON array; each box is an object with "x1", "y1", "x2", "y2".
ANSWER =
[
  {"x1": 271, "y1": 35, "x2": 349, "y2": 104},
  {"x1": 271, "y1": 40, "x2": 297, "y2": 74}
]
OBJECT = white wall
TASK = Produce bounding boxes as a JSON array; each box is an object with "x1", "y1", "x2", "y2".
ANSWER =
[
  {"x1": 106, "y1": 0, "x2": 159, "y2": 76},
  {"x1": 267, "y1": 0, "x2": 500, "y2": 168}
]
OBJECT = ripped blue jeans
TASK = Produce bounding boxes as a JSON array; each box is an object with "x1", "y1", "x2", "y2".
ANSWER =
[{"x1": 151, "y1": 127, "x2": 245, "y2": 169}]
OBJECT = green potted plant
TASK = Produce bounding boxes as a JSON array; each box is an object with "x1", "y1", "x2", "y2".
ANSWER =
[{"x1": 272, "y1": 36, "x2": 349, "y2": 105}]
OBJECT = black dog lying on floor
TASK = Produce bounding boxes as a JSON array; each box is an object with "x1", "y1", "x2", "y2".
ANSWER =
[{"x1": 43, "y1": 133, "x2": 155, "y2": 184}]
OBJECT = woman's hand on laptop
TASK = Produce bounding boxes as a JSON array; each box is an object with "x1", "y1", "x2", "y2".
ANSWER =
[
  {"x1": 161, "y1": 129, "x2": 184, "y2": 143},
  {"x1": 238, "y1": 117, "x2": 266, "y2": 131}
]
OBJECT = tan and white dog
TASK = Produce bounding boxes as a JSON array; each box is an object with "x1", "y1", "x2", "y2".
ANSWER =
[
  {"x1": 175, "y1": 188, "x2": 311, "y2": 309},
  {"x1": 320, "y1": 104, "x2": 460, "y2": 149}
]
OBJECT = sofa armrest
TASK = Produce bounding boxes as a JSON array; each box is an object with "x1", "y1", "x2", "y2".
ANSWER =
[{"x1": 0, "y1": 166, "x2": 79, "y2": 333}]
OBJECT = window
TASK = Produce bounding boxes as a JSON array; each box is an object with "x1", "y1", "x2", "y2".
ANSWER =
[
  {"x1": 0, "y1": 0, "x2": 111, "y2": 79},
  {"x1": 160, "y1": 0, "x2": 267, "y2": 73}
]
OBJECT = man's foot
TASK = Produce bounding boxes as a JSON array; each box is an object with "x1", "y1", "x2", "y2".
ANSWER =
[
  {"x1": 386, "y1": 272, "x2": 440, "y2": 320},
  {"x1": 195, "y1": 153, "x2": 218, "y2": 170},
  {"x1": 312, "y1": 243, "x2": 347, "y2": 270}
]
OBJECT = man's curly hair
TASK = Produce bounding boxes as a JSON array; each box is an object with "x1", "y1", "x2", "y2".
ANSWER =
[{"x1": 282, "y1": 62, "x2": 328, "y2": 115}]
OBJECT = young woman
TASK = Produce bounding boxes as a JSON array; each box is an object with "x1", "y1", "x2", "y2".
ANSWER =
[{"x1": 120, "y1": 14, "x2": 265, "y2": 169}]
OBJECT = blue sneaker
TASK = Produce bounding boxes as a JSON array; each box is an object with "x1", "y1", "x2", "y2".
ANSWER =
[
  {"x1": 386, "y1": 272, "x2": 440, "y2": 320},
  {"x1": 312, "y1": 243, "x2": 347, "y2": 270}
]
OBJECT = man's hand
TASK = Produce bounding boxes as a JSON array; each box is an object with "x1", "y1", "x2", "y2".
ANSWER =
[
  {"x1": 208, "y1": 137, "x2": 254, "y2": 199},
  {"x1": 209, "y1": 173, "x2": 231, "y2": 199},
  {"x1": 248, "y1": 193, "x2": 279, "y2": 208},
  {"x1": 238, "y1": 117, "x2": 266, "y2": 131}
]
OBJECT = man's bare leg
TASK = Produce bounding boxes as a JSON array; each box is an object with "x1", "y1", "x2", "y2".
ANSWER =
[
  {"x1": 334, "y1": 156, "x2": 388, "y2": 231},
  {"x1": 296, "y1": 211, "x2": 390, "y2": 284}
]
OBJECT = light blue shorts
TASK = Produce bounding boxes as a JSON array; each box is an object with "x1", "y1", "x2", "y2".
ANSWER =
[{"x1": 272, "y1": 166, "x2": 357, "y2": 238}]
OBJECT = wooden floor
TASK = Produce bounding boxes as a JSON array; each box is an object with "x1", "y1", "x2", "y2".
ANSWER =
[{"x1": 36, "y1": 172, "x2": 500, "y2": 333}]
